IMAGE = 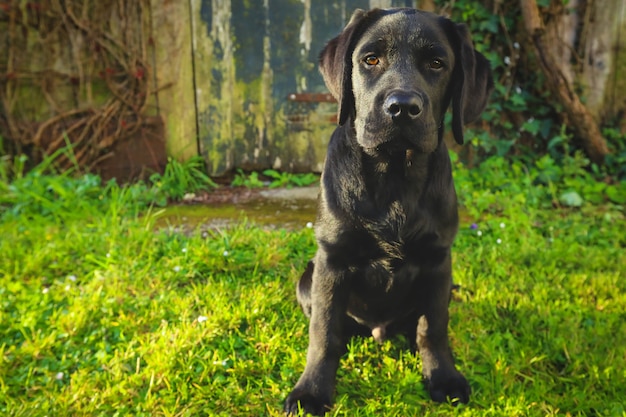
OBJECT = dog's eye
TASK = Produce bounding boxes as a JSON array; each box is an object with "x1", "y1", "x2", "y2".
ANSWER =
[
  {"x1": 364, "y1": 55, "x2": 380, "y2": 66},
  {"x1": 429, "y1": 59, "x2": 444, "y2": 70}
]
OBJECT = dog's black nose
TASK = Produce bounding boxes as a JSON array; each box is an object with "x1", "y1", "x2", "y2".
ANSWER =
[{"x1": 384, "y1": 92, "x2": 423, "y2": 120}]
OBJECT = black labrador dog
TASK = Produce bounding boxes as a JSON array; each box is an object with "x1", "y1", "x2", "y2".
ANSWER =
[{"x1": 285, "y1": 8, "x2": 493, "y2": 416}]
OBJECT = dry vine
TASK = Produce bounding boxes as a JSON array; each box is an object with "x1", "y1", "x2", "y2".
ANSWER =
[{"x1": 0, "y1": 0, "x2": 154, "y2": 172}]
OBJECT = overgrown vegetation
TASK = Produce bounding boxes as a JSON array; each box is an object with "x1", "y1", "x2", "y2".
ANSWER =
[
  {"x1": 1, "y1": 153, "x2": 624, "y2": 416},
  {"x1": 0, "y1": 153, "x2": 216, "y2": 219},
  {"x1": 443, "y1": 0, "x2": 626, "y2": 180}
]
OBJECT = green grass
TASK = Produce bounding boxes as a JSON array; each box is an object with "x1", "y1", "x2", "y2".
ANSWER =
[{"x1": 1, "y1": 155, "x2": 625, "y2": 416}]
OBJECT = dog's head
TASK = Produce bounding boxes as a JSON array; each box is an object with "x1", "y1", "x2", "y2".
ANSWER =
[{"x1": 319, "y1": 8, "x2": 493, "y2": 153}]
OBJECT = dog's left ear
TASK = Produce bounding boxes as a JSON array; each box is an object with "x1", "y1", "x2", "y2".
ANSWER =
[
  {"x1": 450, "y1": 23, "x2": 494, "y2": 145},
  {"x1": 319, "y1": 9, "x2": 386, "y2": 126}
]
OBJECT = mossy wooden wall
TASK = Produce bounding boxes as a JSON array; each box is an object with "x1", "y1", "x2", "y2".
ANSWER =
[{"x1": 185, "y1": 0, "x2": 417, "y2": 175}]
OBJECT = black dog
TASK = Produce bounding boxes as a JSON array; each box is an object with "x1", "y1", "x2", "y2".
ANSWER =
[{"x1": 285, "y1": 8, "x2": 493, "y2": 416}]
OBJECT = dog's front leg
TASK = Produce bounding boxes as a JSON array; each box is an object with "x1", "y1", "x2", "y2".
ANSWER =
[
  {"x1": 417, "y1": 261, "x2": 471, "y2": 404},
  {"x1": 284, "y1": 256, "x2": 349, "y2": 416}
]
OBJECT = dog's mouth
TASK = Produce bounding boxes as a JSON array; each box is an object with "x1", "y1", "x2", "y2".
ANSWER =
[
  {"x1": 358, "y1": 120, "x2": 440, "y2": 155},
  {"x1": 363, "y1": 137, "x2": 412, "y2": 156}
]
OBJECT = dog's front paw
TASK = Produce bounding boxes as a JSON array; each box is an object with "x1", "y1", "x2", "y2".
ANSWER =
[
  {"x1": 284, "y1": 388, "x2": 331, "y2": 416},
  {"x1": 426, "y1": 370, "x2": 471, "y2": 404}
]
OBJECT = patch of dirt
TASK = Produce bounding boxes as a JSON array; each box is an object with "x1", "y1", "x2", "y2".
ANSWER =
[
  {"x1": 177, "y1": 185, "x2": 319, "y2": 206},
  {"x1": 178, "y1": 187, "x2": 263, "y2": 205}
]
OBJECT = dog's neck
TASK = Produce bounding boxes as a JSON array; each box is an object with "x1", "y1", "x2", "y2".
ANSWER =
[{"x1": 359, "y1": 145, "x2": 431, "y2": 206}]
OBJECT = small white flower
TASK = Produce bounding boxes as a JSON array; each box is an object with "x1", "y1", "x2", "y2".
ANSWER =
[
  {"x1": 515, "y1": 86, "x2": 522, "y2": 94},
  {"x1": 182, "y1": 248, "x2": 188, "y2": 253},
  {"x1": 68, "y1": 275, "x2": 77, "y2": 282},
  {"x1": 42, "y1": 287, "x2": 49, "y2": 294},
  {"x1": 497, "y1": 239, "x2": 502, "y2": 244},
  {"x1": 513, "y1": 42, "x2": 520, "y2": 49},
  {"x1": 477, "y1": 230, "x2": 483, "y2": 237},
  {"x1": 500, "y1": 222, "x2": 506, "y2": 229},
  {"x1": 504, "y1": 56, "x2": 511, "y2": 65},
  {"x1": 306, "y1": 222, "x2": 313, "y2": 229},
  {"x1": 55, "y1": 372, "x2": 64, "y2": 380},
  {"x1": 65, "y1": 285, "x2": 71, "y2": 291},
  {"x1": 173, "y1": 266, "x2": 181, "y2": 272},
  {"x1": 106, "y1": 253, "x2": 111, "y2": 258},
  {"x1": 223, "y1": 251, "x2": 229, "y2": 257},
  {"x1": 197, "y1": 315, "x2": 208, "y2": 323}
]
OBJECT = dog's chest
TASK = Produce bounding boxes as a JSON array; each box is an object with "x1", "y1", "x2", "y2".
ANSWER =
[
  {"x1": 361, "y1": 194, "x2": 427, "y2": 250},
  {"x1": 347, "y1": 255, "x2": 422, "y2": 323},
  {"x1": 355, "y1": 194, "x2": 446, "y2": 276}
]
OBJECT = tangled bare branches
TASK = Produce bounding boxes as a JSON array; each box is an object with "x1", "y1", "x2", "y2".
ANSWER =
[{"x1": 0, "y1": 0, "x2": 153, "y2": 171}]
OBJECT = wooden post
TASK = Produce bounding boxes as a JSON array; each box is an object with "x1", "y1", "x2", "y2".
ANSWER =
[{"x1": 149, "y1": 0, "x2": 199, "y2": 161}]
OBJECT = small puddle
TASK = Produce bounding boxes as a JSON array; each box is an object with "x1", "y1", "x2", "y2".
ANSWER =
[{"x1": 154, "y1": 186, "x2": 319, "y2": 233}]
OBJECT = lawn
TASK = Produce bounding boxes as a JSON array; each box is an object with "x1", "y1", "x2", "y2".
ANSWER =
[{"x1": 1, "y1": 154, "x2": 625, "y2": 416}]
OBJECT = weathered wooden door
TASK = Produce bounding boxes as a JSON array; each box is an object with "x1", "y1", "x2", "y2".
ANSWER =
[{"x1": 190, "y1": 0, "x2": 416, "y2": 175}]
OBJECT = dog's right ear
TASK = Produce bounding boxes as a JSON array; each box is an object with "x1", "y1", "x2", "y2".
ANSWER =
[
  {"x1": 450, "y1": 23, "x2": 494, "y2": 145},
  {"x1": 319, "y1": 9, "x2": 382, "y2": 126}
]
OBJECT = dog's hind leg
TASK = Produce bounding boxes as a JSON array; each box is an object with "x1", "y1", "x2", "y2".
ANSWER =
[
  {"x1": 296, "y1": 261, "x2": 315, "y2": 318},
  {"x1": 297, "y1": 260, "x2": 368, "y2": 340}
]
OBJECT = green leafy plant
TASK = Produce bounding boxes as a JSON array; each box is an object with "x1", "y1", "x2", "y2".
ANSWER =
[
  {"x1": 149, "y1": 156, "x2": 217, "y2": 201},
  {"x1": 0, "y1": 151, "x2": 222, "y2": 221},
  {"x1": 231, "y1": 169, "x2": 266, "y2": 188},
  {"x1": 231, "y1": 169, "x2": 319, "y2": 189},
  {"x1": 262, "y1": 169, "x2": 319, "y2": 189},
  {"x1": 598, "y1": 127, "x2": 626, "y2": 180},
  {"x1": 0, "y1": 144, "x2": 109, "y2": 220}
]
